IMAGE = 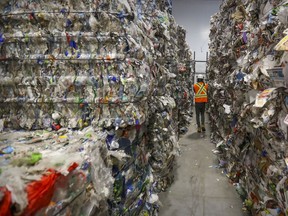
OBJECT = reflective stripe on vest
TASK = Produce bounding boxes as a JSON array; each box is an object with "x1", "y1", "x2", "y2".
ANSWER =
[{"x1": 195, "y1": 83, "x2": 207, "y2": 99}]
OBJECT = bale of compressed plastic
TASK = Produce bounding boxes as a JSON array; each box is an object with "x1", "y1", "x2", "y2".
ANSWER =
[{"x1": 209, "y1": 0, "x2": 288, "y2": 214}]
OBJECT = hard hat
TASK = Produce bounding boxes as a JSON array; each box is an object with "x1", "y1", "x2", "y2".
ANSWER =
[{"x1": 197, "y1": 75, "x2": 205, "y2": 79}]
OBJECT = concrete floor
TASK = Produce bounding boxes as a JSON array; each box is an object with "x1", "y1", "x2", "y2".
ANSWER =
[{"x1": 159, "y1": 119, "x2": 246, "y2": 216}]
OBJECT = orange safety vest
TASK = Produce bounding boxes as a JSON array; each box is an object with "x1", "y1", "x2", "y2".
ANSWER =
[{"x1": 194, "y1": 82, "x2": 208, "y2": 103}]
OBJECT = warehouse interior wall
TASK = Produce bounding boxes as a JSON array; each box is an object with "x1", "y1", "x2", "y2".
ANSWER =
[{"x1": 173, "y1": 0, "x2": 221, "y2": 60}]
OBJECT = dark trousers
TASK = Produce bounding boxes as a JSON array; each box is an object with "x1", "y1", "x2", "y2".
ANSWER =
[{"x1": 195, "y1": 102, "x2": 206, "y2": 127}]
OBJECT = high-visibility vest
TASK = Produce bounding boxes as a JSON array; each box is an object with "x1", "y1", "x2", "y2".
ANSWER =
[{"x1": 194, "y1": 82, "x2": 208, "y2": 103}]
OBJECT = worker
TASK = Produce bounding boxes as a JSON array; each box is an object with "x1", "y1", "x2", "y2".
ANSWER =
[{"x1": 193, "y1": 75, "x2": 208, "y2": 133}]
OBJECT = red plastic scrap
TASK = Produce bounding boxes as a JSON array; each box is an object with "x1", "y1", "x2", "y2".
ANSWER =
[
  {"x1": 67, "y1": 162, "x2": 79, "y2": 172},
  {"x1": 21, "y1": 170, "x2": 59, "y2": 216},
  {"x1": 0, "y1": 187, "x2": 12, "y2": 216},
  {"x1": 0, "y1": 162, "x2": 80, "y2": 216},
  {"x1": 21, "y1": 163, "x2": 79, "y2": 215}
]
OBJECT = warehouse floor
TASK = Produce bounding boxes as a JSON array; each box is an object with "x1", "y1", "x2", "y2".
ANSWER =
[{"x1": 159, "y1": 117, "x2": 246, "y2": 216}]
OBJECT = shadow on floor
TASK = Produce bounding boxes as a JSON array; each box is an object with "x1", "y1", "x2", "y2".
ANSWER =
[{"x1": 186, "y1": 132, "x2": 208, "y2": 140}]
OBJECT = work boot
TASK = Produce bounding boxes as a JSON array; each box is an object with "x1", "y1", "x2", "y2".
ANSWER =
[
  {"x1": 197, "y1": 127, "x2": 201, "y2": 133},
  {"x1": 201, "y1": 125, "x2": 206, "y2": 132}
]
